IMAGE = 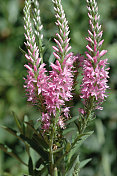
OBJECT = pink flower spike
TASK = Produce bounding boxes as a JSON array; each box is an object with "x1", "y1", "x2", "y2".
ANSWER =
[{"x1": 100, "y1": 50, "x2": 107, "y2": 57}]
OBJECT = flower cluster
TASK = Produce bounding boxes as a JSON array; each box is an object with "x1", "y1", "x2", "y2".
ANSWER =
[
  {"x1": 23, "y1": 0, "x2": 74, "y2": 130},
  {"x1": 23, "y1": 0, "x2": 47, "y2": 108},
  {"x1": 23, "y1": 0, "x2": 109, "y2": 131},
  {"x1": 41, "y1": 59, "x2": 74, "y2": 129},
  {"x1": 80, "y1": 0, "x2": 109, "y2": 112}
]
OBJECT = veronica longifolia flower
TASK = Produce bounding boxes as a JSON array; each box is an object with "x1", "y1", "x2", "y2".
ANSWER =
[
  {"x1": 80, "y1": 0, "x2": 110, "y2": 112},
  {"x1": 41, "y1": 0, "x2": 75, "y2": 128},
  {"x1": 23, "y1": 0, "x2": 47, "y2": 105},
  {"x1": 23, "y1": 0, "x2": 75, "y2": 130}
]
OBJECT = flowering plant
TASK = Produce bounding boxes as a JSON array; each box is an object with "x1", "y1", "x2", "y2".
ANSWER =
[{"x1": 0, "y1": 0, "x2": 109, "y2": 175}]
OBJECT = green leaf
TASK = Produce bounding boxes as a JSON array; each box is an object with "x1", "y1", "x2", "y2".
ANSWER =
[
  {"x1": 66, "y1": 116, "x2": 78, "y2": 125},
  {"x1": 20, "y1": 134, "x2": 49, "y2": 162},
  {"x1": 65, "y1": 142, "x2": 71, "y2": 153},
  {"x1": 0, "y1": 143, "x2": 27, "y2": 166},
  {"x1": 66, "y1": 155, "x2": 80, "y2": 176},
  {"x1": 53, "y1": 146, "x2": 64, "y2": 154},
  {"x1": 34, "y1": 166, "x2": 48, "y2": 176},
  {"x1": 71, "y1": 131, "x2": 94, "y2": 150},
  {"x1": 25, "y1": 122, "x2": 49, "y2": 150},
  {"x1": 25, "y1": 121, "x2": 34, "y2": 139},
  {"x1": 19, "y1": 46, "x2": 27, "y2": 55},
  {"x1": 12, "y1": 111, "x2": 22, "y2": 133},
  {"x1": 63, "y1": 127, "x2": 76, "y2": 136},
  {"x1": 68, "y1": 131, "x2": 94, "y2": 161},
  {"x1": 0, "y1": 125, "x2": 24, "y2": 143},
  {"x1": 79, "y1": 158, "x2": 92, "y2": 169},
  {"x1": 56, "y1": 131, "x2": 93, "y2": 166},
  {"x1": 39, "y1": 166, "x2": 48, "y2": 176},
  {"x1": 36, "y1": 158, "x2": 44, "y2": 169},
  {"x1": 28, "y1": 157, "x2": 34, "y2": 176}
]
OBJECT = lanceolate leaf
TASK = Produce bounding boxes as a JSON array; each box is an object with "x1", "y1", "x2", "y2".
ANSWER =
[
  {"x1": 71, "y1": 131, "x2": 94, "y2": 150},
  {"x1": 65, "y1": 155, "x2": 80, "y2": 176},
  {"x1": 56, "y1": 131, "x2": 93, "y2": 166},
  {"x1": 66, "y1": 116, "x2": 79, "y2": 125},
  {"x1": 19, "y1": 46, "x2": 27, "y2": 55},
  {"x1": 67, "y1": 131, "x2": 94, "y2": 162},
  {"x1": 0, "y1": 125, "x2": 24, "y2": 143},
  {"x1": 12, "y1": 111, "x2": 22, "y2": 133},
  {"x1": 28, "y1": 156, "x2": 34, "y2": 176},
  {"x1": 25, "y1": 122, "x2": 49, "y2": 149},
  {"x1": 20, "y1": 134, "x2": 49, "y2": 162},
  {"x1": 63, "y1": 127, "x2": 76, "y2": 136},
  {"x1": 79, "y1": 158, "x2": 92, "y2": 169},
  {"x1": 36, "y1": 158, "x2": 44, "y2": 168},
  {"x1": 0, "y1": 143, "x2": 27, "y2": 166}
]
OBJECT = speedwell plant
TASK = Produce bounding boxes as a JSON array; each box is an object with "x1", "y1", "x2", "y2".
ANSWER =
[{"x1": 0, "y1": 0, "x2": 109, "y2": 175}]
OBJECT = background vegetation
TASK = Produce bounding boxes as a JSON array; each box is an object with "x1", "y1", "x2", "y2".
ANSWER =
[{"x1": 0, "y1": 0, "x2": 117, "y2": 175}]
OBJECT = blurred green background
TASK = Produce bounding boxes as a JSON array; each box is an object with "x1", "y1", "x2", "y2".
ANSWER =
[{"x1": 0, "y1": 0, "x2": 117, "y2": 175}]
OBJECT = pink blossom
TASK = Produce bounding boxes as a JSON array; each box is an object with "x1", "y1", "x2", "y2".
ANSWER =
[
  {"x1": 80, "y1": 0, "x2": 110, "y2": 111},
  {"x1": 41, "y1": 113, "x2": 50, "y2": 131},
  {"x1": 78, "y1": 108, "x2": 85, "y2": 115},
  {"x1": 42, "y1": 58, "x2": 74, "y2": 117},
  {"x1": 58, "y1": 118, "x2": 65, "y2": 129}
]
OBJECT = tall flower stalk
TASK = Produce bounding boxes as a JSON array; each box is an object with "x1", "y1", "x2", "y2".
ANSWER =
[
  {"x1": 24, "y1": 0, "x2": 75, "y2": 174},
  {"x1": 23, "y1": 0, "x2": 47, "y2": 109},
  {"x1": 79, "y1": 0, "x2": 109, "y2": 124}
]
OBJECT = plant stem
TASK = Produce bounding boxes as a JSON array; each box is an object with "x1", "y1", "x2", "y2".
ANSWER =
[
  {"x1": 49, "y1": 110, "x2": 59, "y2": 176},
  {"x1": 49, "y1": 127, "x2": 54, "y2": 176},
  {"x1": 54, "y1": 167, "x2": 58, "y2": 176}
]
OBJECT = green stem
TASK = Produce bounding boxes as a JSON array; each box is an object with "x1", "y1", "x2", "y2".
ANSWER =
[
  {"x1": 49, "y1": 110, "x2": 59, "y2": 176},
  {"x1": 49, "y1": 128, "x2": 54, "y2": 176},
  {"x1": 56, "y1": 113, "x2": 91, "y2": 166},
  {"x1": 54, "y1": 167, "x2": 58, "y2": 176}
]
